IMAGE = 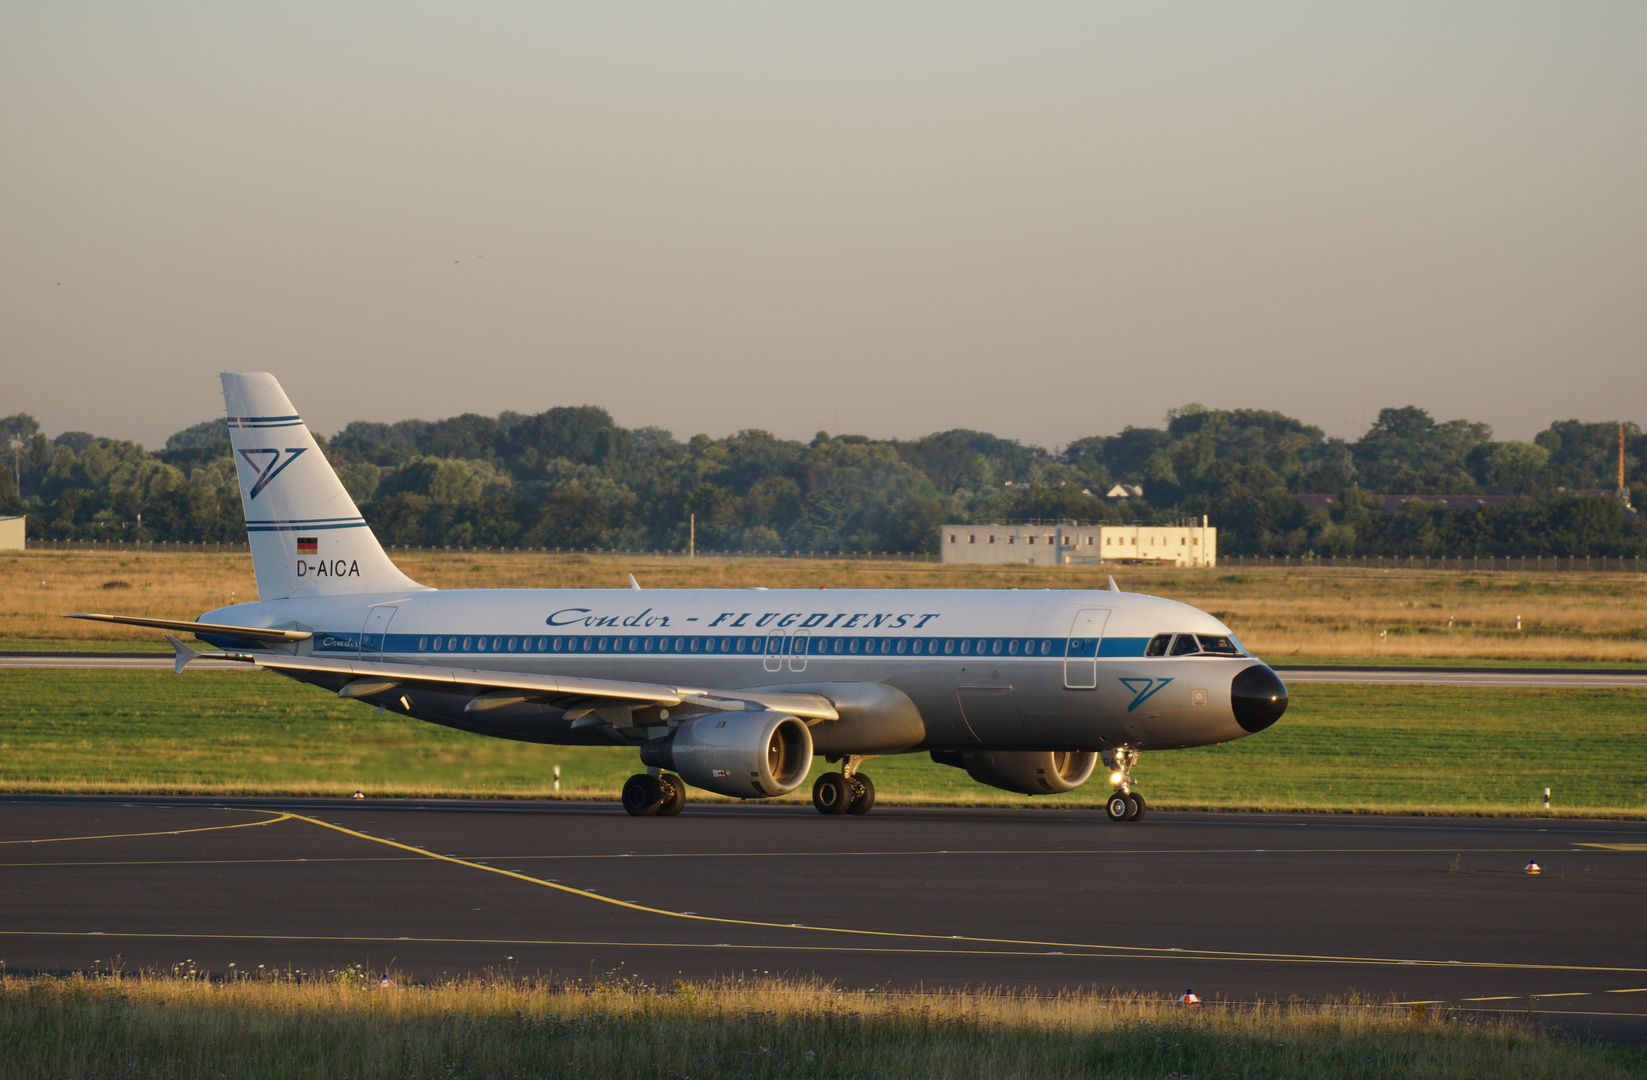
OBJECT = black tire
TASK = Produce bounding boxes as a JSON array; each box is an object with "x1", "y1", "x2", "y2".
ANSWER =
[
  {"x1": 1105, "y1": 791, "x2": 1131, "y2": 822},
  {"x1": 622, "y1": 773, "x2": 662, "y2": 817},
  {"x1": 1126, "y1": 791, "x2": 1146, "y2": 822},
  {"x1": 846, "y1": 774, "x2": 876, "y2": 815},
  {"x1": 812, "y1": 772, "x2": 852, "y2": 815},
  {"x1": 656, "y1": 774, "x2": 686, "y2": 816}
]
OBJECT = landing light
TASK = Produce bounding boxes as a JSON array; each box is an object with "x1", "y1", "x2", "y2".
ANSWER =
[{"x1": 1109, "y1": 771, "x2": 1124, "y2": 785}]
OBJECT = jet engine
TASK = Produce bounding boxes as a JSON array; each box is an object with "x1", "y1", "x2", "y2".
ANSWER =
[
  {"x1": 931, "y1": 749, "x2": 1099, "y2": 796},
  {"x1": 641, "y1": 711, "x2": 814, "y2": 799}
]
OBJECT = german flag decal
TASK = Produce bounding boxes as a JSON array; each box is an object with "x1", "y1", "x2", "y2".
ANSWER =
[{"x1": 296, "y1": 537, "x2": 318, "y2": 554}]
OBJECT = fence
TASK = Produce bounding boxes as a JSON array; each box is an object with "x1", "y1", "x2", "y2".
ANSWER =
[
  {"x1": 21, "y1": 539, "x2": 937, "y2": 561},
  {"x1": 18, "y1": 540, "x2": 1643, "y2": 571},
  {"x1": 1224, "y1": 554, "x2": 1644, "y2": 573}
]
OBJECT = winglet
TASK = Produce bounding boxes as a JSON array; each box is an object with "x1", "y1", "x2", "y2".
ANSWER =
[
  {"x1": 165, "y1": 634, "x2": 202, "y2": 675},
  {"x1": 628, "y1": 574, "x2": 641, "y2": 590},
  {"x1": 1108, "y1": 575, "x2": 1121, "y2": 593}
]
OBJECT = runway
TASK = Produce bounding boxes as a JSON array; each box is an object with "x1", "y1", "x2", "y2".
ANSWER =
[
  {"x1": 1274, "y1": 665, "x2": 1647, "y2": 689},
  {"x1": 3, "y1": 797, "x2": 1645, "y2": 1039}
]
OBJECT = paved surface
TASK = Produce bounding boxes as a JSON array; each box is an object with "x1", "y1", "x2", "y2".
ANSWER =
[
  {"x1": 3, "y1": 796, "x2": 1645, "y2": 1039},
  {"x1": 1274, "y1": 666, "x2": 1647, "y2": 689},
  {"x1": 0, "y1": 653, "x2": 248, "y2": 670}
]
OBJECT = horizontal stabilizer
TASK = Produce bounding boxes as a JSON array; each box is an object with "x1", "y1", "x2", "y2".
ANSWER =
[{"x1": 66, "y1": 613, "x2": 312, "y2": 642}]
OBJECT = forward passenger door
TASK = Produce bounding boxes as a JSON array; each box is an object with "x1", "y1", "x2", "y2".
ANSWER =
[{"x1": 1063, "y1": 608, "x2": 1110, "y2": 689}]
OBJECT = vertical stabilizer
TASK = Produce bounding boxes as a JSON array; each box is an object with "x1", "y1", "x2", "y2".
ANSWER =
[{"x1": 221, "y1": 372, "x2": 426, "y2": 599}]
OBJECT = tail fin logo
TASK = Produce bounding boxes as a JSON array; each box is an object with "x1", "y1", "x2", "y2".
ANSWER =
[{"x1": 237, "y1": 448, "x2": 307, "y2": 499}]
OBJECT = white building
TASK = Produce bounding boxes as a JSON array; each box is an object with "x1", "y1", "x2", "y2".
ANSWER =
[
  {"x1": 0, "y1": 516, "x2": 24, "y2": 551},
  {"x1": 940, "y1": 518, "x2": 1215, "y2": 567}
]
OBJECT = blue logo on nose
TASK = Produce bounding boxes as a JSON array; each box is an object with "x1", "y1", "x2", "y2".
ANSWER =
[{"x1": 1120, "y1": 677, "x2": 1172, "y2": 712}]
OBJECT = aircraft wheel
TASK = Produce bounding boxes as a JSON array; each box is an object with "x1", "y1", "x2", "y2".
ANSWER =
[
  {"x1": 1126, "y1": 792, "x2": 1146, "y2": 822},
  {"x1": 846, "y1": 774, "x2": 876, "y2": 815},
  {"x1": 622, "y1": 773, "x2": 662, "y2": 817},
  {"x1": 656, "y1": 774, "x2": 686, "y2": 816},
  {"x1": 1105, "y1": 791, "x2": 1132, "y2": 822},
  {"x1": 812, "y1": 772, "x2": 852, "y2": 815}
]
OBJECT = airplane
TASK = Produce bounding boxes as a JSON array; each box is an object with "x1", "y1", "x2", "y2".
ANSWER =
[{"x1": 71, "y1": 372, "x2": 1288, "y2": 821}]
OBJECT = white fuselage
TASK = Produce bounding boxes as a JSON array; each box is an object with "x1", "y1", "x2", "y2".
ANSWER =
[{"x1": 201, "y1": 586, "x2": 1272, "y2": 753}]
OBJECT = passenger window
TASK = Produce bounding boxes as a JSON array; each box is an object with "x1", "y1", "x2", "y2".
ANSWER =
[
  {"x1": 418, "y1": 637, "x2": 428, "y2": 651},
  {"x1": 896, "y1": 639, "x2": 907, "y2": 654},
  {"x1": 1145, "y1": 634, "x2": 1171, "y2": 657},
  {"x1": 507, "y1": 637, "x2": 517, "y2": 651},
  {"x1": 944, "y1": 639, "x2": 955, "y2": 654},
  {"x1": 1007, "y1": 639, "x2": 1019, "y2": 655},
  {"x1": 462, "y1": 637, "x2": 472, "y2": 651},
  {"x1": 960, "y1": 639, "x2": 971, "y2": 654},
  {"x1": 1039, "y1": 640, "x2": 1050, "y2": 655},
  {"x1": 1169, "y1": 634, "x2": 1199, "y2": 656},
  {"x1": 849, "y1": 639, "x2": 860, "y2": 654},
  {"x1": 880, "y1": 639, "x2": 892, "y2": 654},
  {"x1": 536, "y1": 637, "x2": 546, "y2": 651}
]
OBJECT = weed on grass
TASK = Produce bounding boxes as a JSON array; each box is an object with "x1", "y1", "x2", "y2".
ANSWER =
[{"x1": 1, "y1": 973, "x2": 1639, "y2": 1080}]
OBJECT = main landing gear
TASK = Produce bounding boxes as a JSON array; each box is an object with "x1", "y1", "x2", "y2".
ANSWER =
[
  {"x1": 812, "y1": 756, "x2": 876, "y2": 816},
  {"x1": 621, "y1": 771, "x2": 686, "y2": 817},
  {"x1": 1103, "y1": 747, "x2": 1146, "y2": 823}
]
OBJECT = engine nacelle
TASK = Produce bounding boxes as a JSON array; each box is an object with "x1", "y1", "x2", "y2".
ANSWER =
[
  {"x1": 932, "y1": 750, "x2": 1099, "y2": 796},
  {"x1": 640, "y1": 711, "x2": 814, "y2": 799}
]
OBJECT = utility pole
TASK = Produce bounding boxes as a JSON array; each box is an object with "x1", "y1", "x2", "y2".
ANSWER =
[
  {"x1": 9, "y1": 438, "x2": 20, "y2": 495},
  {"x1": 1619, "y1": 422, "x2": 1633, "y2": 510},
  {"x1": 689, "y1": 513, "x2": 695, "y2": 559}
]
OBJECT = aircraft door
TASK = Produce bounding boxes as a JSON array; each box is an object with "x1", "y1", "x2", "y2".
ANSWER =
[
  {"x1": 763, "y1": 631, "x2": 787, "y2": 673},
  {"x1": 362, "y1": 605, "x2": 398, "y2": 659},
  {"x1": 1063, "y1": 608, "x2": 1110, "y2": 689},
  {"x1": 788, "y1": 631, "x2": 810, "y2": 672}
]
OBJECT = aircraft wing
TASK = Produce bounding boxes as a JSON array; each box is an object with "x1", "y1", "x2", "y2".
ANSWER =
[{"x1": 169, "y1": 639, "x2": 840, "y2": 722}]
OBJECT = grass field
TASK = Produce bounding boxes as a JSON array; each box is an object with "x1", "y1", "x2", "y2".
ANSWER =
[
  {"x1": 6, "y1": 549, "x2": 1647, "y2": 663},
  {"x1": 3, "y1": 973, "x2": 1641, "y2": 1080},
  {"x1": 3, "y1": 669, "x2": 1641, "y2": 816}
]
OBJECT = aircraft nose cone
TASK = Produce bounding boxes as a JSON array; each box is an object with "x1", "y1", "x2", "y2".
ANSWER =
[{"x1": 1231, "y1": 664, "x2": 1288, "y2": 733}]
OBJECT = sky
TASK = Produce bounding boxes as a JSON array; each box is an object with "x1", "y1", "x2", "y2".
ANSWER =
[{"x1": 3, "y1": 2, "x2": 1644, "y2": 451}]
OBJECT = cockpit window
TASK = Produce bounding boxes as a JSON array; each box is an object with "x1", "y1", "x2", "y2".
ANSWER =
[
  {"x1": 1169, "y1": 633, "x2": 1200, "y2": 656},
  {"x1": 1144, "y1": 634, "x2": 1171, "y2": 657},
  {"x1": 1196, "y1": 634, "x2": 1242, "y2": 655}
]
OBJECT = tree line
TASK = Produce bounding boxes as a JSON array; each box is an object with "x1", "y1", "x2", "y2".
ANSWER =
[{"x1": 1, "y1": 403, "x2": 1642, "y2": 557}]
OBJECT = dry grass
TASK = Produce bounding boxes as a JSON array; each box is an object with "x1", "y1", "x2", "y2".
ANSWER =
[
  {"x1": 2, "y1": 971, "x2": 1636, "y2": 1079},
  {"x1": 5, "y1": 550, "x2": 1647, "y2": 662}
]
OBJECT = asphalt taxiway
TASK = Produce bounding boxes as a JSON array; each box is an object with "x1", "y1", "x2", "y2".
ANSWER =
[{"x1": 3, "y1": 797, "x2": 1645, "y2": 1039}]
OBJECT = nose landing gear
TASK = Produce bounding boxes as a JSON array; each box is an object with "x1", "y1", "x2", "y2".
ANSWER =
[{"x1": 1102, "y1": 747, "x2": 1146, "y2": 823}]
